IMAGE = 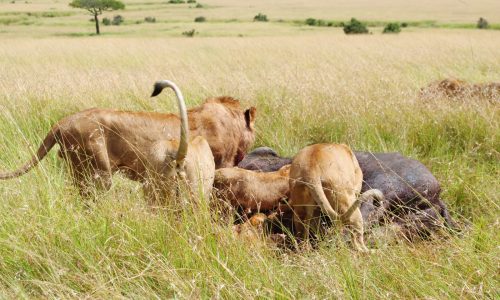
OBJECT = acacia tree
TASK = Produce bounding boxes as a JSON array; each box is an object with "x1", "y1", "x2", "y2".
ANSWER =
[{"x1": 70, "y1": 0, "x2": 125, "y2": 35}]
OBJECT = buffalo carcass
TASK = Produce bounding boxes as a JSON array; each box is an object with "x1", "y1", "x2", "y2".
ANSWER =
[{"x1": 238, "y1": 147, "x2": 457, "y2": 238}]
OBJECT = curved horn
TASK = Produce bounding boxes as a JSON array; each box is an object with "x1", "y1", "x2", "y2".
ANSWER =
[{"x1": 151, "y1": 80, "x2": 189, "y2": 171}]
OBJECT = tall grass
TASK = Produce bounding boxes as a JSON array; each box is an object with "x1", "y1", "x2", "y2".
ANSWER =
[{"x1": 0, "y1": 31, "x2": 499, "y2": 297}]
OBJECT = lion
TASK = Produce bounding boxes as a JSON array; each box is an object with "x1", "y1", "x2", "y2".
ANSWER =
[
  {"x1": 214, "y1": 164, "x2": 291, "y2": 215},
  {"x1": 0, "y1": 80, "x2": 257, "y2": 198},
  {"x1": 232, "y1": 212, "x2": 287, "y2": 248},
  {"x1": 289, "y1": 143, "x2": 383, "y2": 252},
  {"x1": 420, "y1": 78, "x2": 499, "y2": 103}
]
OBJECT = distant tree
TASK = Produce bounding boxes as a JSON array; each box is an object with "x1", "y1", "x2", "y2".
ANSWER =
[{"x1": 69, "y1": 0, "x2": 125, "y2": 35}]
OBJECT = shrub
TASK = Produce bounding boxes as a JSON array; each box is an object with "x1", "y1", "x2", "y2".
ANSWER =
[
  {"x1": 111, "y1": 15, "x2": 123, "y2": 25},
  {"x1": 168, "y1": 0, "x2": 185, "y2": 3},
  {"x1": 195, "y1": 3, "x2": 203, "y2": 8},
  {"x1": 343, "y1": 18, "x2": 369, "y2": 34},
  {"x1": 383, "y1": 22, "x2": 401, "y2": 33},
  {"x1": 253, "y1": 13, "x2": 268, "y2": 22},
  {"x1": 194, "y1": 16, "x2": 205, "y2": 22},
  {"x1": 305, "y1": 18, "x2": 317, "y2": 26},
  {"x1": 187, "y1": 0, "x2": 196, "y2": 3},
  {"x1": 401, "y1": 22, "x2": 408, "y2": 28},
  {"x1": 102, "y1": 17, "x2": 111, "y2": 25},
  {"x1": 305, "y1": 18, "x2": 331, "y2": 27},
  {"x1": 182, "y1": 29, "x2": 196, "y2": 37},
  {"x1": 477, "y1": 17, "x2": 489, "y2": 29},
  {"x1": 144, "y1": 16, "x2": 156, "y2": 23}
]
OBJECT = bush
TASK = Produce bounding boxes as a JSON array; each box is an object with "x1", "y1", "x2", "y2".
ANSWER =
[
  {"x1": 187, "y1": 0, "x2": 196, "y2": 3},
  {"x1": 305, "y1": 18, "x2": 332, "y2": 27},
  {"x1": 253, "y1": 13, "x2": 268, "y2": 22},
  {"x1": 168, "y1": 0, "x2": 185, "y2": 3},
  {"x1": 195, "y1": 3, "x2": 203, "y2": 8},
  {"x1": 194, "y1": 16, "x2": 205, "y2": 22},
  {"x1": 102, "y1": 17, "x2": 111, "y2": 26},
  {"x1": 144, "y1": 16, "x2": 156, "y2": 23},
  {"x1": 477, "y1": 17, "x2": 489, "y2": 29},
  {"x1": 305, "y1": 18, "x2": 317, "y2": 26},
  {"x1": 182, "y1": 29, "x2": 196, "y2": 37},
  {"x1": 401, "y1": 22, "x2": 408, "y2": 28},
  {"x1": 343, "y1": 18, "x2": 369, "y2": 34},
  {"x1": 111, "y1": 15, "x2": 123, "y2": 25},
  {"x1": 383, "y1": 22, "x2": 401, "y2": 33}
]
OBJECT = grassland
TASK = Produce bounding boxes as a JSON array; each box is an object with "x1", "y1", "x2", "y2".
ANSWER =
[
  {"x1": 1, "y1": 0, "x2": 500, "y2": 37},
  {"x1": 0, "y1": 0, "x2": 499, "y2": 298}
]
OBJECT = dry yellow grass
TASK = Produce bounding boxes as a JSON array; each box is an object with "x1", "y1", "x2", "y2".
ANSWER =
[
  {"x1": 1, "y1": 0, "x2": 500, "y2": 37},
  {"x1": 0, "y1": 1, "x2": 499, "y2": 298}
]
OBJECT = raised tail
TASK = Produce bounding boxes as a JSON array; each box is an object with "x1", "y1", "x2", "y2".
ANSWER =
[
  {"x1": 344, "y1": 189, "x2": 385, "y2": 223},
  {"x1": 358, "y1": 189, "x2": 384, "y2": 204},
  {"x1": 151, "y1": 80, "x2": 189, "y2": 175},
  {"x1": 0, "y1": 127, "x2": 59, "y2": 179}
]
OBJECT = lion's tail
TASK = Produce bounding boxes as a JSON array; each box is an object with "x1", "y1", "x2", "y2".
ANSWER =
[
  {"x1": 151, "y1": 80, "x2": 189, "y2": 175},
  {"x1": 309, "y1": 181, "x2": 362, "y2": 223},
  {"x1": 358, "y1": 189, "x2": 384, "y2": 205},
  {"x1": 0, "y1": 126, "x2": 59, "y2": 180}
]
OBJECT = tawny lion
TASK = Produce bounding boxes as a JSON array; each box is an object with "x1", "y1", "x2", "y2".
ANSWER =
[
  {"x1": 289, "y1": 143, "x2": 383, "y2": 252},
  {"x1": 1, "y1": 80, "x2": 257, "y2": 198},
  {"x1": 214, "y1": 164, "x2": 291, "y2": 214},
  {"x1": 420, "y1": 78, "x2": 500, "y2": 103}
]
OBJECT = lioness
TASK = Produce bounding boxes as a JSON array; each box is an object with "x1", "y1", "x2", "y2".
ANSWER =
[
  {"x1": 1, "y1": 80, "x2": 244, "y2": 198},
  {"x1": 214, "y1": 164, "x2": 291, "y2": 214},
  {"x1": 420, "y1": 78, "x2": 499, "y2": 102},
  {"x1": 289, "y1": 143, "x2": 383, "y2": 252}
]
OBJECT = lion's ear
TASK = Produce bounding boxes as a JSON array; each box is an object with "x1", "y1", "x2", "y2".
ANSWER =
[{"x1": 244, "y1": 107, "x2": 257, "y2": 130}]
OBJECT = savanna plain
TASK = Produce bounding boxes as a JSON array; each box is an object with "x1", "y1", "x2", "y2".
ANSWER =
[{"x1": 0, "y1": 0, "x2": 499, "y2": 298}]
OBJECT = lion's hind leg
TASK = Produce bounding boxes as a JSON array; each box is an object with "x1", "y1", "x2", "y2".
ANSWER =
[{"x1": 62, "y1": 144, "x2": 112, "y2": 198}]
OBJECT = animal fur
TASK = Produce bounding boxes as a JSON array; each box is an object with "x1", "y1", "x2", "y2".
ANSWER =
[
  {"x1": 0, "y1": 80, "x2": 230, "y2": 199},
  {"x1": 239, "y1": 147, "x2": 457, "y2": 235},
  {"x1": 214, "y1": 164, "x2": 291, "y2": 214},
  {"x1": 420, "y1": 78, "x2": 499, "y2": 103},
  {"x1": 289, "y1": 143, "x2": 383, "y2": 252}
]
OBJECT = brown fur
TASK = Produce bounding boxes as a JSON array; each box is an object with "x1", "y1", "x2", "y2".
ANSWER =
[
  {"x1": 185, "y1": 96, "x2": 257, "y2": 168},
  {"x1": 0, "y1": 81, "x2": 256, "y2": 199},
  {"x1": 289, "y1": 143, "x2": 382, "y2": 252},
  {"x1": 421, "y1": 78, "x2": 500, "y2": 102},
  {"x1": 233, "y1": 213, "x2": 268, "y2": 242},
  {"x1": 232, "y1": 213, "x2": 286, "y2": 248},
  {"x1": 141, "y1": 135, "x2": 215, "y2": 202},
  {"x1": 214, "y1": 164, "x2": 291, "y2": 213}
]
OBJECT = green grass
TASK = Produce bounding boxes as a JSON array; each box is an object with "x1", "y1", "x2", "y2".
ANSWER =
[
  {"x1": 1, "y1": 0, "x2": 500, "y2": 37},
  {"x1": 0, "y1": 2, "x2": 499, "y2": 297}
]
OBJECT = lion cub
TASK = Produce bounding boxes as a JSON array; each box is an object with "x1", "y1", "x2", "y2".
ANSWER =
[
  {"x1": 232, "y1": 213, "x2": 287, "y2": 248},
  {"x1": 214, "y1": 164, "x2": 291, "y2": 214},
  {"x1": 289, "y1": 143, "x2": 382, "y2": 252}
]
